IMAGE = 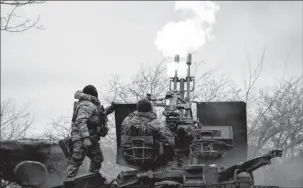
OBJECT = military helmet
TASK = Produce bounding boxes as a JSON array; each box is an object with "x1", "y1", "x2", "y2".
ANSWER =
[
  {"x1": 137, "y1": 98, "x2": 152, "y2": 112},
  {"x1": 83, "y1": 85, "x2": 98, "y2": 98}
]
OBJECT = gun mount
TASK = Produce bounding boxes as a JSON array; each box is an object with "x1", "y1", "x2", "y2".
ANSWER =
[{"x1": 144, "y1": 54, "x2": 236, "y2": 167}]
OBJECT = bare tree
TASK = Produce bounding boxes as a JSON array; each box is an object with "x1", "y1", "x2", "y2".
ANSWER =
[
  {"x1": 43, "y1": 115, "x2": 70, "y2": 141},
  {"x1": 0, "y1": 99, "x2": 34, "y2": 188},
  {"x1": 248, "y1": 77, "x2": 303, "y2": 158},
  {"x1": 0, "y1": 0, "x2": 45, "y2": 32},
  {"x1": 251, "y1": 82, "x2": 303, "y2": 187},
  {"x1": 0, "y1": 99, "x2": 34, "y2": 141},
  {"x1": 239, "y1": 48, "x2": 267, "y2": 137},
  {"x1": 101, "y1": 60, "x2": 169, "y2": 104},
  {"x1": 192, "y1": 69, "x2": 241, "y2": 102},
  {"x1": 239, "y1": 48, "x2": 303, "y2": 159}
]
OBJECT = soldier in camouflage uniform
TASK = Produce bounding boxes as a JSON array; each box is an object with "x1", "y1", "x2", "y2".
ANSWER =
[
  {"x1": 64, "y1": 85, "x2": 116, "y2": 183},
  {"x1": 121, "y1": 98, "x2": 175, "y2": 164}
]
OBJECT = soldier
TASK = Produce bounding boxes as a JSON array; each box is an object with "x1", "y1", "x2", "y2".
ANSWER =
[
  {"x1": 64, "y1": 85, "x2": 116, "y2": 184},
  {"x1": 121, "y1": 98, "x2": 175, "y2": 165}
]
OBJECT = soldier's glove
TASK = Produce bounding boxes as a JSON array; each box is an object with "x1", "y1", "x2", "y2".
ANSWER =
[
  {"x1": 96, "y1": 124, "x2": 109, "y2": 137},
  {"x1": 102, "y1": 126, "x2": 109, "y2": 137},
  {"x1": 83, "y1": 138, "x2": 92, "y2": 147},
  {"x1": 100, "y1": 126, "x2": 109, "y2": 137}
]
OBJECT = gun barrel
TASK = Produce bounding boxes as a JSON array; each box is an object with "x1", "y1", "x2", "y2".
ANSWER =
[
  {"x1": 173, "y1": 55, "x2": 180, "y2": 90},
  {"x1": 219, "y1": 150, "x2": 282, "y2": 182},
  {"x1": 186, "y1": 54, "x2": 192, "y2": 101},
  {"x1": 180, "y1": 79, "x2": 185, "y2": 100}
]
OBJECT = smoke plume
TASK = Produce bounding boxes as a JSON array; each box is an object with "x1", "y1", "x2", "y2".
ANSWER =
[{"x1": 154, "y1": 1, "x2": 220, "y2": 58}]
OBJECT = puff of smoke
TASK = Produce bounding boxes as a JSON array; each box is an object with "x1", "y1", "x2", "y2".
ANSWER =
[{"x1": 154, "y1": 1, "x2": 220, "y2": 58}]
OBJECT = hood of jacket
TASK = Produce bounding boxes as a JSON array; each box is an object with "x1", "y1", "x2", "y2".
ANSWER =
[{"x1": 74, "y1": 90, "x2": 100, "y2": 105}]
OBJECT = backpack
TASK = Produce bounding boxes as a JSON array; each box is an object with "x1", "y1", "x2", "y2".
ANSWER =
[
  {"x1": 127, "y1": 113, "x2": 153, "y2": 137},
  {"x1": 96, "y1": 105, "x2": 109, "y2": 137}
]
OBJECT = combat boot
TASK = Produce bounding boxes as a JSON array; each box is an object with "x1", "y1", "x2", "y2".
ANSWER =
[{"x1": 88, "y1": 171, "x2": 111, "y2": 185}]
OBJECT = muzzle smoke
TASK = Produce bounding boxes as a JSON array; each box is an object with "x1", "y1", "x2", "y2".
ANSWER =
[{"x1": 154, "y1": 1, "x2": 220, "y2": 58}]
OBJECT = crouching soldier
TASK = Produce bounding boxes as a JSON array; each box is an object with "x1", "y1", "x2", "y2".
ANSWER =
[
  {"x1": 121, "y1": 98, "x2": 175, "y2": 167},
  {"x1": 64, "y1": 85, "x2": 116, "y2": 184}
]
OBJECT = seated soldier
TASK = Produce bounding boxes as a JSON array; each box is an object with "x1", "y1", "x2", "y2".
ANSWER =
[{"x1": 121, "y1": 98, "x2": 175, "y2": 167}]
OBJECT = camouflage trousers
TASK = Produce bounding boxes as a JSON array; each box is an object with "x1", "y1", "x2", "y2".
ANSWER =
[{"x1": 66, "y1": 140, "x2": 104, "y2": 178}]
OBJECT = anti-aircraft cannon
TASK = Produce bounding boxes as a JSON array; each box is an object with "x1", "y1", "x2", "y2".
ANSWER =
[{"x1": 112, "y1": 54, "x2": 283, "y2": 188}]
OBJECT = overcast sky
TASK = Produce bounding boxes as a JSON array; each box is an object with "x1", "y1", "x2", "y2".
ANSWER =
[{"x1": 1, "y1": 1, "x2": 302, "y2": 135}]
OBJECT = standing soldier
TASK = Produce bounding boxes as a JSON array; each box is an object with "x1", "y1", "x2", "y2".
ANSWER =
[{"x1": 64, "y1": 85, "x2": 116, "y2": 184}]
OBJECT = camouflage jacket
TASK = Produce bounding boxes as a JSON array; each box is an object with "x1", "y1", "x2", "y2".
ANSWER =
[
  {"x1": 71, "y1": 91, "x2": 114, "y2": 141},
  {"x1": 121, "y1": 111, "x2": 175, "y2": 147}
]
